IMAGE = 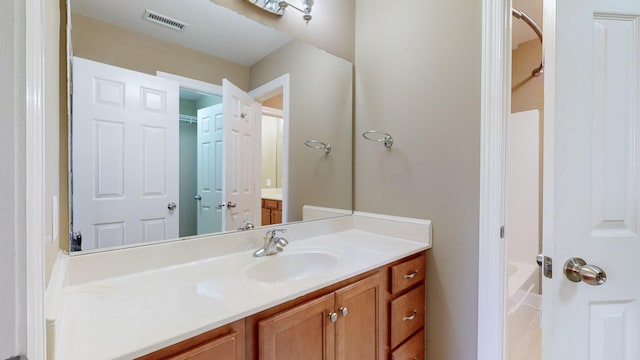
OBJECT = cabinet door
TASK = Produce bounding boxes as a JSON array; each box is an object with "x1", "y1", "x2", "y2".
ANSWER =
[
  {"x1": 258, "y1": 293, "x2": 335, "y2": 360},
  {"x1": 261, "y1": 208, "x2": 271, "y2": 226},
  {"x1": 270, "y1": 209, "x2": 282, "y2": 224},
  {"x1": 334, "y1": 273, "x2": 382, "y2": 360}
]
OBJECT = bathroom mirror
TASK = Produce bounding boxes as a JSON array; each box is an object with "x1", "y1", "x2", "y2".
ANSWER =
[{"x1": 68, "y1": 0, "x2": 353, "y2": 253}]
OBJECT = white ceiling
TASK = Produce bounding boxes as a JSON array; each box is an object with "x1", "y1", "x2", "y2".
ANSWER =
[
  {"x1": 71, "y1": 0, "x2": 293, "y2": 66},
  {"x1": 512, "y1": 0, "x2": 542, "y2": 49}
]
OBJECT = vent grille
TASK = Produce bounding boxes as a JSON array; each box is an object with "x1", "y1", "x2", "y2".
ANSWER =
[{"x1": 143, "y1": 10, "x2": 188, "y2": 31}]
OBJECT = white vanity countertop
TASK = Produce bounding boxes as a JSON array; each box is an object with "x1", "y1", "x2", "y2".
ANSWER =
[
  {"x1": 55, "y1": 228, "x2": 429, "y2": 359},
  {"x1": 261, "y1": 188, "x2": 282, "y2": 201}
]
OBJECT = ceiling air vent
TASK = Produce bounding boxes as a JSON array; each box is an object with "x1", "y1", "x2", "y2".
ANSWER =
[{"x1": 143, "y1": 10, "x2": 188, "y2": 32}]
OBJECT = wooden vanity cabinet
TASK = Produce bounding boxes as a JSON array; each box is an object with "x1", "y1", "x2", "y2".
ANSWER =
[
  {"x1": 386, "y1": 253, "x2": 426, "y2": 359},
  {"x1": 261, "y1": 199, "x2": 282, "y2": 226},
  {"x1": 138, "y1": 251, "x2": 426, "y2": 360},
  {"x1": 256, "y1": 273, "x2": 382, "y2": 360}
]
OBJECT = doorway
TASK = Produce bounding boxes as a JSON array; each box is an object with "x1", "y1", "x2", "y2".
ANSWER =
[
  {"x1": 260, "y1": 99, "x2": 284, "y2": 226},
  {"x1": 505, "y1": 1, "x2": 544, "y2": 359},
  {"x1": 178, "y1": 89, "x2": 223, "y2": 237}
]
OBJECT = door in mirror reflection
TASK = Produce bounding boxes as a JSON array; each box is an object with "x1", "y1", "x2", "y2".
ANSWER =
[
  {"x1": 72, "y1": 57, "x2": 180, "y2": 251},
  {"x1": 195, "y1": 104, "x2": 223, "y2": 235},
  {"x1": 222, "y1": 79, "x2": 262, "y2": 232},
  {"x1": 72, "y1": 59, "x2": 268, "y2": 250}
]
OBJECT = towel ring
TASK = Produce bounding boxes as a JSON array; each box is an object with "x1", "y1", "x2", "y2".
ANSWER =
[
  {"x1": 304, "y1": 140, "x2": 332, "y2": 154},
  {"x1": 362, "y1": 130, "x2": 393, "y2": 148}
]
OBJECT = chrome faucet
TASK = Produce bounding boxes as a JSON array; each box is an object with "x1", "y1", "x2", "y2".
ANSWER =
[
  {"x1": 253, "y1": 229, "x2": 288, "y2": 257},
  {"x1": 238, "y1": 220, "x2": 254, "y2": 231}
]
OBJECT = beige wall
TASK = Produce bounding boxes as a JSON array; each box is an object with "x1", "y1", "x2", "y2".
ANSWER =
[
  {"x1": 210, "y1": 0, "x2": 355, "y2": 62},
  {"x1": 44, "y1": 0, "x2": 62, "y2": 284},
  {"x1": 512, "y1": 39, "x2": 544, "y2": 113},
  {"x1": 261, "y1": 115, "x2": 282, "y2": 189},
  {"x1": 263, "y1": 93, "x2": 283, "y2": 109},
  {"x1": 1, "y1": 0, "x2": 26, "y2": 356},
  {"x1": 354, "y1": 0, "x2": 482, "y2": 359},
  {"x1": 251, "y1": 40, "x2": 353, "y2": 221},
  {"x1": 71, "y1": 14, "x2": 250, "y2": 90}
]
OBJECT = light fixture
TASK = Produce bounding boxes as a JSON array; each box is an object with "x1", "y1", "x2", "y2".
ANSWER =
[
  {"x1": 278, "y1": 0, "x2": 314, "y2": 23},
  {"x1": 246, "y1": 0, "x2": 315, "y2": 23},
  {"x1": 246, "y1": 0, "x2": 285, "y2": 16}
]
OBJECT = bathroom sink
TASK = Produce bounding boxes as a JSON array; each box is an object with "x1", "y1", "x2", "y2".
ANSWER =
[{"x1": 246, "y1": 252, "x2": 338, "y2": 282}]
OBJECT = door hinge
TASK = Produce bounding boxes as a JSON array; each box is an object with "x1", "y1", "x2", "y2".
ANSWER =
[
  {"x1": 500, "y1": 226, "x2": 505, "y2": 239},
  {"x1": 537, "y1": 254, "x2": 552, "y2": 278},
  {"x1": 70, "y1": 231, "x2": 82, "y2": 252}
]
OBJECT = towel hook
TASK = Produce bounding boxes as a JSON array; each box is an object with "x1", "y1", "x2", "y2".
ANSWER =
[
  {"x1": 362, "y1": 130, "x2": 393, "y2": 148},
  {"x1": 304, "y1": 140, "x2": 332, "y2": 154}
]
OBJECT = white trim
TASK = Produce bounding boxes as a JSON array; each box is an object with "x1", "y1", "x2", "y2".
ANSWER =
[
  {"x1": 540, "y1": 0, "x2": 556, "y2": 358},
  {"x1": 25, "y1": 0, "x2": 46, "y2": 357},
  {"x1": 156, "y1": 71, "x2": 223, "y2": 96},
  {"x1": 478, "y1": 0, "x2": 511, "y2": 358},
  {"x1": 249, "y1": 74, "x2": 290, "y2": 224}
]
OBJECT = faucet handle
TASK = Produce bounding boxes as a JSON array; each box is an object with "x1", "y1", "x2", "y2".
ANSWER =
[
  {"x1": 275, "y1": 237, "x2": 289, "y2": 247},
  {"x1": 265, "y1": 228, "x2": 287, "y2": 239}
]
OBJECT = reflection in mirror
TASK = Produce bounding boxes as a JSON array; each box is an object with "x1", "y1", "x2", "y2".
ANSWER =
[{"x1": 68, "y1": 0, "x2": 353, "y2": 253}]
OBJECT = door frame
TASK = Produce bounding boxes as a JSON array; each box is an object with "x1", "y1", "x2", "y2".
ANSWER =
[
  {"x1": 157, "y1": 72, "x2": 223, "y2": 96},
  {"x1": 249, "y1": 74, "x2": 290, "y2": 224},
  {"x1": 477, "y1": 0, "x2": 512, "y2": 359},
  {"x1": 24, "y1": 2, "x2": 512, "y2": 360},
  {"x1": 156, "y1": 72, "x2": 223, "y2": 235},
  {"x1": 26, "y1": 0, "x2": 46, "y2": 357}
]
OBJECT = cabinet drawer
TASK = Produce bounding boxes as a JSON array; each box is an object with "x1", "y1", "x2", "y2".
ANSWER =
[
  {"x1": 390, "y1": 254, "x2": 425, "y2": 294},
  {"x1": 168, "y1": 331, "x2": 238, "y2": 360},
  {"x1": 390, "y1": 285, "x2": 425, "y2": 349},
  {"x1": 391, "y1": 329, "x2": 424, "y2": 360},
  {"x1": 263, "y1": 199, "x2": 280, "y2": 210},
  {"x1": 137, "y1": 320, "x2": 244, "y2": 360}
]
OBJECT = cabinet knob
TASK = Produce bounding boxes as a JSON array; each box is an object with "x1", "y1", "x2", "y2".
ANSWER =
[
  {"x1": 339, "y1": 307, "x2": 349, "y2": 317},
  {"x1": 328, "y1": 312, "x2": 338, "y2": 323}
]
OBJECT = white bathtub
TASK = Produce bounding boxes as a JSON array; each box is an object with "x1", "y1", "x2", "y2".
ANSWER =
[{"x1": 506, "y1": 261, "x2": 541, "y2": 359}]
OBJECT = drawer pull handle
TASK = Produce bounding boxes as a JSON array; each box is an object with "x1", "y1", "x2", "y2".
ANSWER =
[
  {"x1": 403, "y1": 270, "x2": 419, "y2": 279},
  {"x1": 402, "y1": 310, "x2": 418, "y2": 321},
  {"x1": 413, "y1": 357, "x2": 419, "y2": 360}
]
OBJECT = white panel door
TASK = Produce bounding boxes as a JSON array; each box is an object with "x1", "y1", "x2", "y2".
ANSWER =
[
  {"x1": 72, "y1": 57, "x2": 179, "y2": 250},
  {"x1": 544, "y1": 0, "x2": 640, "y2": 358},
  {"x1": 196, "y1": 104, "x2": 223, "y2": 234},
  {"x1": 222, "y1": 79, "x2": 261, "y2": 231}
]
